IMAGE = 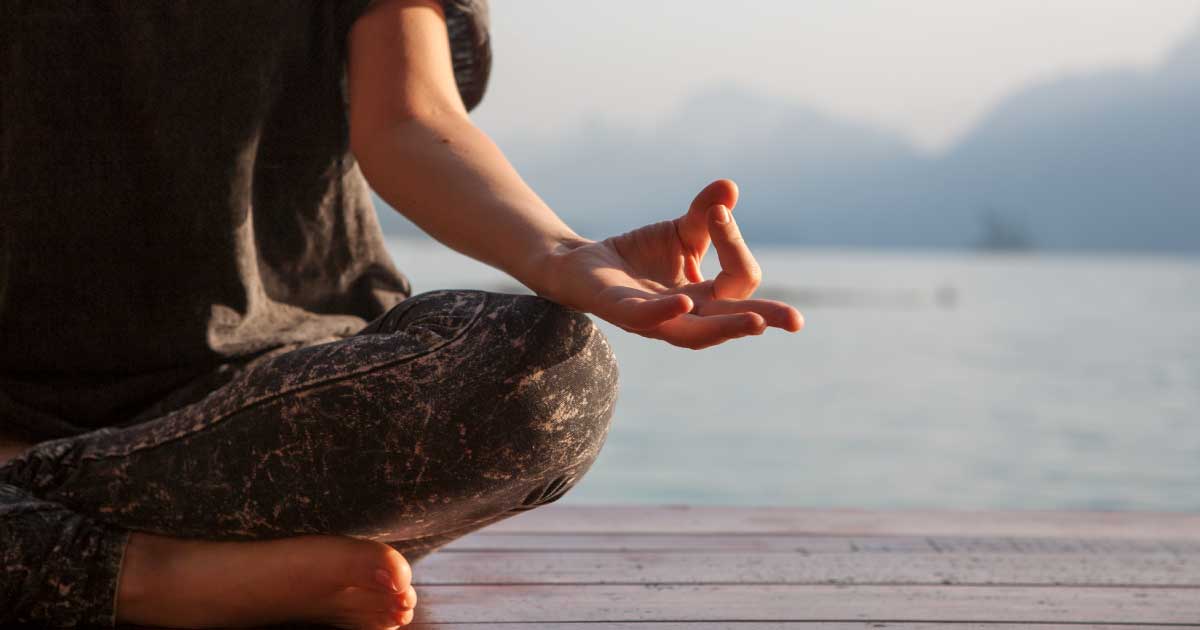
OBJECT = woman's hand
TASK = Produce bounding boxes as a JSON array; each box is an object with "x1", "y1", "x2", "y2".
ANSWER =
[{"x1": 540, "y1": 180, "x2": 804, "y2": 349}]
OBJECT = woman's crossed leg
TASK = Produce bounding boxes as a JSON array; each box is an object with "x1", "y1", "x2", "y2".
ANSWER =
[{"x1": 0, "y1": 290, "x2": 619, "y2": 627}]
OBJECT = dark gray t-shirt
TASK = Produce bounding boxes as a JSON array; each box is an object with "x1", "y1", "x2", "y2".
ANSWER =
[{"x1": 0, "y1": 1, "x2": 490, "y2": 440}]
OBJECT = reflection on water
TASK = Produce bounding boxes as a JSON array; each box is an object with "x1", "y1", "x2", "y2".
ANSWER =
[{"x1": 387, "y1": 238, "x2": 1200, "y2": 511}]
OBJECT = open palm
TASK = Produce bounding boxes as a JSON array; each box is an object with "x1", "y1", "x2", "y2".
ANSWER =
[{"x1": 544, "y1": 180, "x2": 804, "y2": 349}]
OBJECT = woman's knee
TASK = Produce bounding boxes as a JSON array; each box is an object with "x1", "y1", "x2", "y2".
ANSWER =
[
  {"x1": 334, "y1": 291, "x2": 619, "y2": 486},
  {"x1": 474, "y1": 294, "x2": 619, "y2": 479},
  {"x1": 327, "y1": 293, "x2": 619, "y2": 537},
  {"x1": 374, "y1": 290, "x2": 620, "y2": 446}
]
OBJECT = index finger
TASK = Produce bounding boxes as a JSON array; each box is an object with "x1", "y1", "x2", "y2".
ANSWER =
[
  {"x1": 674, "y1": 179, "x2": 739, "y2": 256},
  {"x1": 708, "y1": 204, "x2": 762, "y2": 300}
]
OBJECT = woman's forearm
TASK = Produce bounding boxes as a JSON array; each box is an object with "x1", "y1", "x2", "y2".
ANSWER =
[{"x1": 352, "y1": 112, "x2": 589, "y2": 296}]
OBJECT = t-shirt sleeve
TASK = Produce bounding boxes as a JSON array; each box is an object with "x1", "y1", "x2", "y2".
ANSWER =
[
  {"x1": 354, "y1": 0, "x2": 492, "y2": 111},
  {"x1": 442, "y1": 0, "x2": 492, "y2": 111}
]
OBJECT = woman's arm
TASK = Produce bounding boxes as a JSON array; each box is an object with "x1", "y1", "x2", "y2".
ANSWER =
[
  {"x1": 348, "y1": 0, "x2": 802, "y2": 349},
  {"x1": 348, "y1": 0, "x2": 577, "y2": 298}
]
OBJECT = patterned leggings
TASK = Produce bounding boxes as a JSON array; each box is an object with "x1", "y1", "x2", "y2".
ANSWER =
[{"x1": 0, "y1": 290, "x2": 619, "y2": 626}]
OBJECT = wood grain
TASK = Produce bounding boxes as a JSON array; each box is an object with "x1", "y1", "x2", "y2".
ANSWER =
[
  {"x1": 415, "y1": 551, "x2": 1200, "y2": 586},
  {"x1": 413, "y1": 507, "x2": 1200, "y2": 626},
  {"x1": 409, "y1": 583, "x2": 1200, "y2": 624},
  {"x1": 487, "y1": 505, "x2": 1200, "y2": 540},
  {"x1": 442, "y1": 532, "x2": 1200, "y2": 554}
]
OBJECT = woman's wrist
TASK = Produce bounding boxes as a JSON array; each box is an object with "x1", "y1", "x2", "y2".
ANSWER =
[{"x1": 523, "y1": 234, "x2": 594, "y2": 303}]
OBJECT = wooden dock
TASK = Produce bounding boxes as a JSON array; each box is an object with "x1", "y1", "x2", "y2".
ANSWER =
[{"x1": 408, "y1": 505, "x2": 1200, "y2": 628}]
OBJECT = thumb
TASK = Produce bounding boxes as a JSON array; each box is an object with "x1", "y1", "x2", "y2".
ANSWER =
[{"x1": 675, "y1": 179, "x2": 739, "y2": 256}]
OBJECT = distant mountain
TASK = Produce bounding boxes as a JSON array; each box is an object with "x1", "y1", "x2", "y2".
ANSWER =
[
  {"x1": 935, "y1": 23, "x2": 1200, "y2": 251},
  {"x1": 376, "y1": 23, "x2": 1200, "y2": 252}
]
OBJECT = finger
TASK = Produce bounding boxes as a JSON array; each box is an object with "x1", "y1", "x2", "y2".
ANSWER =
[
  {"x1": 683, "y1": 255, "x2": 704, "y2": 284},
  {"x1": 675, "y1": 179, "x2": 739, "y2": 257},
  {"x1": 605, "y1": 294, "x2": 693, "y2": 331},
  {"x1": 708, "y1": 204, "x2": 762, "y2": 300},
  {"x1": 695, "y1": 298, "x2": 805, "y2": 332},
  {"x1": 653, "y1": 312, "x2": 766, "y2": 350}
]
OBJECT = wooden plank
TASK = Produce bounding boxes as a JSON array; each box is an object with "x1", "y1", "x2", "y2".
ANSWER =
[
  {"x1": 441, "y1": 532, "x2": 881, "y2": 553},
  {"x1": 441, "y1": 533, "x2": 1200, "y2": 554},
  {"x1": 410, "y1": 619, "x2": 1190, "y2": 624},
  {"x1": 415, "y1": 551, "x2": 1200, "y2": 587},
  {"x1": 487, "y1": 506, "x2": 1200, "y2": 540},
  {"x1": 409, "y1": 584, "x2": 1200, "y2": 624}
]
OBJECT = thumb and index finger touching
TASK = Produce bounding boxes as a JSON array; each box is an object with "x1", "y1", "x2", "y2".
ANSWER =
[
  {"x1": 675, "y1": 178, "x2": 762, "y2": 299},
  {"x1": 704, "y1": 204, "x2": 805, "y2": 332},
  {"x1": 686, "y1": 180, "x2": 806, "y2": 334},
  {"x1": 707, "y1": 203, "x2": 762, "y2": 300},
  {"x1": 676, "y1": 179, "x2": 739, "y2": 281},
  {"x1": 636, "y1": 179, "x2": 803, "y2": 345}
]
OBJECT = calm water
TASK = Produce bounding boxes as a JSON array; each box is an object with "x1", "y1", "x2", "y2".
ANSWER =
[{"x1": 386, "y1": 238, "x2": 1200, "y2": 511}]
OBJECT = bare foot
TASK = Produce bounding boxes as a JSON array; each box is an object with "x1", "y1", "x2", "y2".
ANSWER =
[{"x1": 117, "y1": 532, "x2": 418, "y2": 629}]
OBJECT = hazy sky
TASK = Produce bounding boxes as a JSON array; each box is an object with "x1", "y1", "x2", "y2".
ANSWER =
[{"x1": 470, "y1": 1, "x2": 1200, "y2": 152}]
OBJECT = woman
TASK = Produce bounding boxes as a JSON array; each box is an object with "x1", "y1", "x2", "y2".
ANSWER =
[{"x1": 0, "y1": 0, "x2": 802, "y2": 627}]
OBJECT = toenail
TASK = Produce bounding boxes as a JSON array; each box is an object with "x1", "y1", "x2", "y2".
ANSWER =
[{"x1": 375, "y1": 568, "x2": 399, "y2": 592}]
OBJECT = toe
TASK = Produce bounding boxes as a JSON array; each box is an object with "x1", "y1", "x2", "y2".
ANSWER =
[
  {"x1": 329, "y1": 586, "x2": 409, "y2": 630},
  {"x1": 400, "y1": 585, "x2": 418, "y2": 610},
  {"x1": 340, "y1": 538, "x2": 411, "y2": 593}
]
